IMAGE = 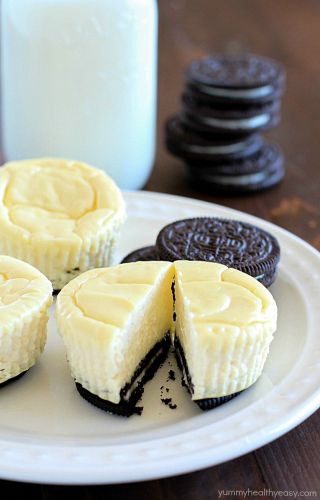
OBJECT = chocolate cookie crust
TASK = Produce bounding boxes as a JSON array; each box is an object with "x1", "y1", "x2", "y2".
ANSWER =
[
  {"x1": 76, "y1": 334, "x2": 171, "y2": 417},
  {"x1": 156, "y1": 217, "x2": 280, "y2": 287}
]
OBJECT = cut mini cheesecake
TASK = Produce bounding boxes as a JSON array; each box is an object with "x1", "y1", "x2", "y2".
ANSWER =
[
  {"x1": 174, "y1": 261, "x2": 277, "y2": 408},
  {"x1": 56, "y1": 260, "x2": 277, "y2": 416},
  {"x1": 56, "y1": 261, "x2": 174, "y2": 416},
  {"x1": 0, "y1": 158, "x2": 126, "y2": 290},
  {"x1": 0, "y1": 255, "x2": 53, "y2": 386}
]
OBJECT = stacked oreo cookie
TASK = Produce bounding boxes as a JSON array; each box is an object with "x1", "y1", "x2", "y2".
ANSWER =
[{"x1": 166, "y1": 54, "x2": 286, "y2": 193}]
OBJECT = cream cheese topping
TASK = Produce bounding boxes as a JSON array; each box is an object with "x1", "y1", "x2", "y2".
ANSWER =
[
  {"x1": 175, "y1": 261, "x2": 276, "y2": 325},
  {"x1": 0, "y1": 255, "x2": 53, "y2": 383},
  {"x1": 0, "y1": 255, "x2": 52, "y2": 320},
  {"x1": 0, "y1": 158, "x2": 126, "y2": 288},
  {"x1": 0, "y1": 158, "x2": 124, "y2": 241}
]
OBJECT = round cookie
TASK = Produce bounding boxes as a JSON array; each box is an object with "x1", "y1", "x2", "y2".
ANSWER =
[
  {"x1": 166, "y1": 116, "x2": 263, "y2": 162},
  {"x1": 156, "y1": 217, "x2": 280, "y2": 287},
  {"x1": 181, "y1": 92, "x2": 280, "y2": 135},
  {"x1": 187, "y1": 140, "x2": 281, "y2": 175},
  {"x1": 187, "y1": 161, "x2": 284, "y2": 195},
  {"x1": 121, "y1": 245, "x2": 160, "y2": 263},
  {"x1": 186, "y1": 141, "x2": 284, "y2": 193},
  {"x1": 185, "y1": 53, "x2": 285, "y2": 105}
]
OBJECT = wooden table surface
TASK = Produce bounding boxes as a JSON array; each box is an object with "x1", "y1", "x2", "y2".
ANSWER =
[{"x1": 2, "y1": 0, "x2": 320, "y2": 497}]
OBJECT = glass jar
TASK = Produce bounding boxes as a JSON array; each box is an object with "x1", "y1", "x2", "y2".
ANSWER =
[{"x1": 1, "y1": 0, "x2": 158, "y2": 190}]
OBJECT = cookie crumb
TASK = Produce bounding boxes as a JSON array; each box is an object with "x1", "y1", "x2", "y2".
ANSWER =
[
  {"x1": 161, "y1": 397, "x2": 177, "y2": 410},
  {"x1": 167, "y1": 369, "x2": 176, "y2": 382},
  {"x1": 134, "y1": 406, "x2": 143, "y2": 416}
]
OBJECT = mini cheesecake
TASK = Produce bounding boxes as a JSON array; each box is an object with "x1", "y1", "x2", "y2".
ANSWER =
[
  {"x1": 57, "y1": 260, "x2": 277, "y2": 416},
  {"x1": 0, "y1": 255, "x2": 52, "y2": 386},
  {"x1": 174, "y1": 261, "x2": 277, "y2": 408},
  {"x1": 56, "y1": 261, "x2": 174, "y2": 416},
  {"x1": 0, "y1": 158, "x2": 126, "y2": 290}
]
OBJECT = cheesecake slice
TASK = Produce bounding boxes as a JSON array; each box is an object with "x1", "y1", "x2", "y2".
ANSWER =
[
  {"x1": 0, "y1": 255, "x2": 53, "y2": 386},
  {"x1": 174, "y1": 260, "x2": 277, "y2": 408},
  {"x1": 0, "y1": 158, "x2": 126, "y2": 290},
  {"x1": 56, "y1": 261, "x2": 174, "y2": 416}
]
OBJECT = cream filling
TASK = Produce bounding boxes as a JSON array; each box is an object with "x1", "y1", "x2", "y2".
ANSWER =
[
  {"x1": 194, "y1": 113, "x2": 270, "y2": 130},
  {"x1": 195, "y1": 83, "x2": 274, "y2": 99},
  {"x1": 199, "y1": 171, "x2": 267, "y2": 186},
  {"x1": 180, "y1": 140, "x2": 249, "y2": 155}
]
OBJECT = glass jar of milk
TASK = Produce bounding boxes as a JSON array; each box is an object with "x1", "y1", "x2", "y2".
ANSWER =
[{"x1": 1, "y1": 0, "x2": 158, "y2": 190}]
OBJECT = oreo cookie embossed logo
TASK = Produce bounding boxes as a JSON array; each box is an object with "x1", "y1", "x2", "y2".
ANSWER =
[{"x1": 155, "y1": 217, "x2": 280, "y2": 288}]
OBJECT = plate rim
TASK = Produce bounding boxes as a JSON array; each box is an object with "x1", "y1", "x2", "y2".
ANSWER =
[
  {"x1": 0, "y1": 189, "x2": 319, "y2": 485},
  {"x1": 123, "y1": 190, "x2": 319, "y2": 259}
]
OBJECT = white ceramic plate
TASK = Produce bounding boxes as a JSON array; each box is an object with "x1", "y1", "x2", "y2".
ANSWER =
[{"x1": 0, "y1": 191, "x2": 319, "y2": 485}]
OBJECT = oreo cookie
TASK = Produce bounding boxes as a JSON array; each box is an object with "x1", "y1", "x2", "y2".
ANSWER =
[
  {"x1": 181, "y1": 91, "x2": 280, "y2": 135},
  {"x1": 121, "y1": 245, "x2": 160, "y2": 264},
  {"x1": 76, "y1": 334, "x2": 171, "y2": 417},
  {"x1": 156, "y1": 217, "x2": 280, "y2": 288},
  {"x1": 166, "y1": 116, "x2": 263, "y2": 162},
  {"x1": 186, "y1": 141, "x2": 284, "y2": 193},
  {"x1": 185, "y1": 54, "x2": 285, "y2": 105},
  {"x1": 164, "y1": 53, "x2": 285, "y2": 193}
]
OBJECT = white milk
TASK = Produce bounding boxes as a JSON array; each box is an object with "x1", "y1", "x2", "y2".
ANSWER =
[{"x1": 1, "y1": 0, "x2": 158, "y2": 189}]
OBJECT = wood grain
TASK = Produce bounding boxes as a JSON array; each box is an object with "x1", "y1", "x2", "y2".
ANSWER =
[
  {"x1": 1, "y1": 0, "x2": 319, "y2": 496},
  {"x1": 147, "y1": 0, "x2": 320, "y2": 250}
]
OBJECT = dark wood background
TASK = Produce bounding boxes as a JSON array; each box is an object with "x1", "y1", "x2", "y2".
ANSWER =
[{"x1": 2, "y1": 0, "x2": 320, "y2": 497}]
